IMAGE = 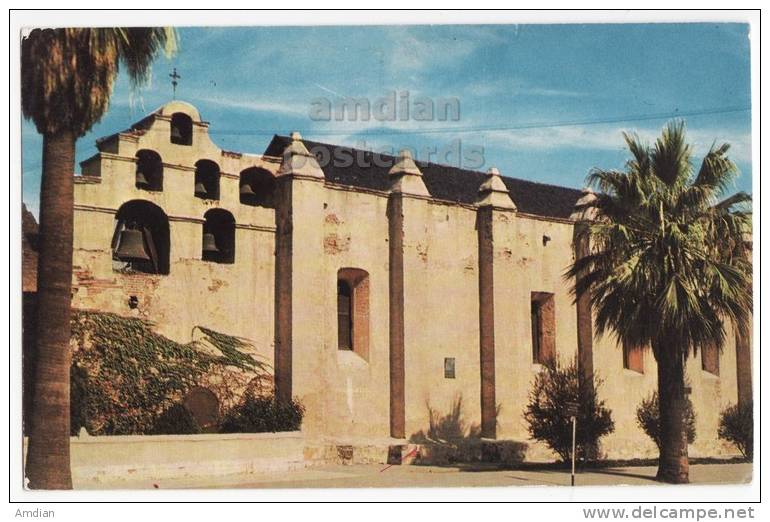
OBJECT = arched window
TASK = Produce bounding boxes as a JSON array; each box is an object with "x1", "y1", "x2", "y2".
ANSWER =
[
  {"x1": 170, "y1": 112, "x2": 193, "y2": 145},
  {"x1": 202, "y1": 209, "x2": 235, "y2": 264},
  {"x1": 135, "y1": 149, "x2": 163, "y2": 191},
  {"x1": 239, "y1": 167, "x2": 276, "y2": 207},
  {"x1": 194, "y1": 160, "x2": 220, "y2": 200},
  {"x1": 112, "y1": 200, "x2": 170, "y2": 275},
  {"x1": 337, "y1": 268, "x2": 370, "y2": 359}
]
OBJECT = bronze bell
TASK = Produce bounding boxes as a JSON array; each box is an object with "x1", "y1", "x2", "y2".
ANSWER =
[
  {"x1": 194, "y1": 181, "x2": 208, "y2": 197},
  {"x1": 135, "y1": 170, "x2": 150, "y2": 189},
  {"x1": 202, "y1": 232, "x2": 219, "y2": 254},
  {"x1": 171, "y1": 125, "x2": 183, "y2": 142},
  {"x1": 240, "y1": 183, "x2": 256, "y2": 196},
  {"x1": 116, "y1": 229, "x2": 150, "y2": 262}
]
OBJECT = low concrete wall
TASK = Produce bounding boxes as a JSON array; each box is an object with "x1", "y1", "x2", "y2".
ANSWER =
[{"x1": 25, "y1": 431, "x2": 305, "y2": 488}]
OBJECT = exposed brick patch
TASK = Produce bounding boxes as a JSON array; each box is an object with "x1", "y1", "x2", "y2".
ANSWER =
[
  {"x1": 324, "y1": 213, "x2": 342, "y2": 225},
  {"x1": 324, "y1": 233, "x2": 350, "y2": 254},
  {"x1": 73, "y1": 265, "x2": 121, "y2": 297},
  {"x1": 337, "y1": 445, "x2": 354, "y2": 464},
  {"x1": 115, "y1": 273, "x2": 162, "y2": 316}
]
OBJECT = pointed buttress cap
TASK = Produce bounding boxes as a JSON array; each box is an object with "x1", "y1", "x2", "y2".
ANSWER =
[{"x1": 476, "y1": 167, "x2": 516, "y2": 210}]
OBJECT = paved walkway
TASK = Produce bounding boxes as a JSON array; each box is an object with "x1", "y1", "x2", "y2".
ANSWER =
[{"x1": 122, "y1": 463, "x2": 751, "y2": 490}]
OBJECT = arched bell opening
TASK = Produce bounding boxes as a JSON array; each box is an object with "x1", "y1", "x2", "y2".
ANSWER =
[
  {"x1": 194, "y1": 159, "x2": 220, "y2": 201},
  {"x1": 239, "y1": 167, "x2": 276, "y2": 208},
  {"x1": 112, "y1": 200, "x2": 170, "y2": 275},
  {"x1": 170, "y1": 112, "x2": 193, "y2": 145},
  {"x1": 135, "y1": 149, "x2": 163, "y2": 191},
  {"x1": 202, "y1": 208, "x2": 235, "y2": 264}
]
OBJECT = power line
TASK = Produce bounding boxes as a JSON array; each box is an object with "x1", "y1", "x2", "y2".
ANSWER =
[
  {"x1": 67, "y1": 104, "x2": 751, "y2": 158},
  {"x1": 202, "y1": 105, "x2": 750, "y2": 138}
]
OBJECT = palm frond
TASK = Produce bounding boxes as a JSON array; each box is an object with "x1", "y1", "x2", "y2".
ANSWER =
[
  {"x1": 569, "y1": 119, "x2": 752, "y2": 362},
  {"x1": 651, "y1": 120, "x2": 692, "y2": 186},
  {"x1": 22, "y1": 27, "x2": 177, "y2": 136}
]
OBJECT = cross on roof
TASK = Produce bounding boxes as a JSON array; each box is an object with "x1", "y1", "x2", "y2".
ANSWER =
[{"x1": 169, "y1": 68, "x2": 181, "y2": 99}]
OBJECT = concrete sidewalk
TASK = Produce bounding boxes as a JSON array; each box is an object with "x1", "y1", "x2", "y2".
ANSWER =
[{"x1": 91, "y1": 462, "x2": 752, "y2": 490}]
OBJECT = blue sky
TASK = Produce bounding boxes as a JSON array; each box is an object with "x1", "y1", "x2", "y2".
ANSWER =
[{"x1": 22, "y1": 23, "x2": 752, "y2": 217}]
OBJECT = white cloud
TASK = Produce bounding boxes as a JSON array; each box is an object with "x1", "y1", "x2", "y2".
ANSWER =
[
  {"x1": 385, "y1": 26, "x2": 502, "y2": 75},
  {"x1": 465, "y1": 79, "x2": 586, "y2": 99},
  {"x1": 483, "y1": 123, "x2": 752, "y2": 164},
  {"x1": 194, "y1": 95, "x2": 308, "y2": 118}
]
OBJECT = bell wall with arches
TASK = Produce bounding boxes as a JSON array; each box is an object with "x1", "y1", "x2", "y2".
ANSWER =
[{"x1": 72, "y1": 101, "x2": 277, "y2": 370}]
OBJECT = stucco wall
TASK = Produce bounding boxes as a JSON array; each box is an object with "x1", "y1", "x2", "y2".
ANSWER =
[
  {"x1": 318, "y1": 186, "x2": 392, "y2": 440},
  {"x1": 401, "y1": 199, "x2": 482, "y2": 441},
  {"x1": 69, "y1": 101, "x2": 746, "y2": 462},
  {"x1": 596, "y1": 323, "x2": 741, "y2": 460},
  {"x1": 491, "y1": 211, "x2": 579, "y2": 459}
]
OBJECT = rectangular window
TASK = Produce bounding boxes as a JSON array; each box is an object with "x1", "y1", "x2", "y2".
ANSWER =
[
  {"x1": 337, "y1": 281, "x2": 352, "y2": 350},
  {"x1": 702, "y1": 343, "x2": 720, "y2": 376},
  {"x1": 444, "y1": 357, "x2": 456, "y2": 379},
  {"x1": 623, "y1": 341, "x2": 645, "y2": 373},
  {"x1": 336, "y1": 269, "x2": 370, "y2": 359},
  {"x1": 531, "y1": 292, "x2": 555, "y2": 364}
]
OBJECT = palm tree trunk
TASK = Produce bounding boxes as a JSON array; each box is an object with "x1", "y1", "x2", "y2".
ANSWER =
[
  {"x1": 24, "y1": 131, "x2": 75, "y2": 490},
  {"x1": 655, "y1": 340, "x2": 690, "y2": 484}
]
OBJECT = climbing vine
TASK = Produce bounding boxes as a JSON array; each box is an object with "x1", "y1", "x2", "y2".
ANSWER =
[
  {"x1": 70, "y1": 310, "x2": 271, "y2": 436},
  {"x1": 193, "y1": 325, "x2": 268, "y2": 372}
]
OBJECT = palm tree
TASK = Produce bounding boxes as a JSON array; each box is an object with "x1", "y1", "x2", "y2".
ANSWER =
[
  {"x1": 568, "y1": 121, "x2": 752, "y2": 483},
  {"x1": 22, "y1": 28, "x2": 176, "y2": 489}
]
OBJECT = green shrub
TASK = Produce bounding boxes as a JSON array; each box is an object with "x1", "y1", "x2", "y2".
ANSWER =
[
  {"x1": 151, "y1": 404, "x2": 202, "y2": 435},
  {"x1": 636, "y1": 391, "x2": 696, "y2": 450},
  {"x1": 68, "y1": 311, "x2": 268, "y2": 435},
  {"x1": 718, "y1": 402, "x2": 753, "y2": 459},
  {"x1": 523, "y1": 358, "x2": 614, "y2": 462},
  {"x1": 219, "y1": 393, "x2": 304, "y2": 433}
]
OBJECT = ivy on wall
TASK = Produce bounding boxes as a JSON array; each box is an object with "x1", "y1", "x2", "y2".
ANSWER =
[{"x1": 70, "y1": 310, "x2": 271, "y2": 436}]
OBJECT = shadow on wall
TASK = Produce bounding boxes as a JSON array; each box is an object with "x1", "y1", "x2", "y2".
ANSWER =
[{"x1": 409, "y1": 396, "x2": 528, "y2": 467}]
